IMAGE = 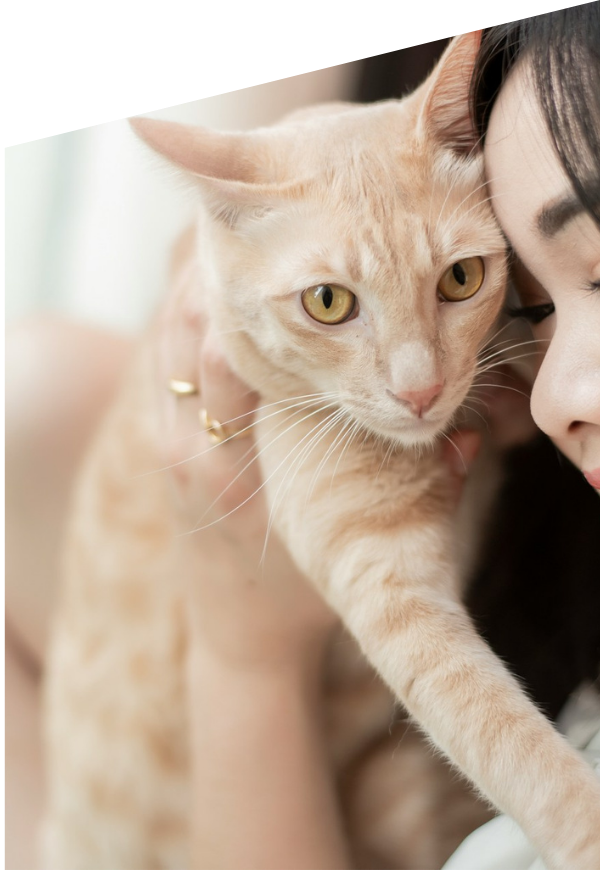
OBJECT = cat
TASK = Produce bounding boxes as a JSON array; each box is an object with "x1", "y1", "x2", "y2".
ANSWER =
[{"x1": 42, "y1": 32, "x2": 600, "y2": 870}]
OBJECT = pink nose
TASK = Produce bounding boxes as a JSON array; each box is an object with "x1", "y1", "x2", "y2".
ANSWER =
[{"x1": 393, "y1": 383, "x2": 443, "y2": 417}]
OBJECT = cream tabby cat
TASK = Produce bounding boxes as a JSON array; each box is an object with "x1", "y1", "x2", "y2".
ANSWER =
[{"x1": 43, "y1": 33, "x2": 600, "y2": 870}]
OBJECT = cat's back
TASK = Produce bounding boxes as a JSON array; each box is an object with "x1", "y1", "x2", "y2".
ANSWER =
[{"x1": 43, "y1": 296, "x2": 193, "y2": 868}]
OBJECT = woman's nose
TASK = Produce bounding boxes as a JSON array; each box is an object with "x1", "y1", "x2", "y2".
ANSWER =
[{"x1": 529, "y1": 325, "x2": 600, "y2": 445}]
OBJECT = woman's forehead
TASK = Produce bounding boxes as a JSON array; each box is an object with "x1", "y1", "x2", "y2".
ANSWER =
[{"x1": 483, "y1": 62, "x2": 572, "y2": 243}]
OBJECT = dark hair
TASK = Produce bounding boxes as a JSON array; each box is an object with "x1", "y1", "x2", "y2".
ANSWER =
[{"x1": 470, "y1": 3, "x2": 600, "y2": 228}]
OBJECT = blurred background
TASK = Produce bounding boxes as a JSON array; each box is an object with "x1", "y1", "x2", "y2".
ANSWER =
[{"x1": 5, "y1": 39, "x2": 449, "y2": 334}]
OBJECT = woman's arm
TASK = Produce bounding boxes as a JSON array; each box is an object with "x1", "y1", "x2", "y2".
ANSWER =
[
  {"x1": 158, "y1": 292, "x2": 351, "y2": 869},
  {"x1": 188, "y1": 620, "x2": 350, "y2": 870}
]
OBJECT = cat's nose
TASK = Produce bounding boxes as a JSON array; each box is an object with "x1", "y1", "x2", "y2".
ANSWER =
[{"x1": 391, "y1": 383, "x2": 443, "y2": 417}]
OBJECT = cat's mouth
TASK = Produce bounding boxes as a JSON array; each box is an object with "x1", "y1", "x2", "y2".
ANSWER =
[
  {"x1": 338, "y1": 381, "x2": 473, "y2": 448},
  {"x1": 378, "y1": 416, "x2": 449, "y2": 447},
  {"x1": 346, "y1": 408, "x2": 451, "y2": 449}
]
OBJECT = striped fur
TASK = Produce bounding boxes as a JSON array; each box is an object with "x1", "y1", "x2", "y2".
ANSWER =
[{"x1": 43, "y1": 35, "x2": 600, "y2": 869}]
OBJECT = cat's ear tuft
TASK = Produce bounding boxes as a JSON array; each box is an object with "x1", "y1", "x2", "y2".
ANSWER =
[{"x1": 418, "y1": 31, "x2": 482, "y2": 156}]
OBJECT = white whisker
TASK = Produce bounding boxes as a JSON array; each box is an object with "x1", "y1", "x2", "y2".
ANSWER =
[
  {"x1": 440, "y1": 431, "x2": 468, "y2": 474},
  {"x1": 328, "y1": 419, "x2": 363, "y2": 496},
  {"x1": 476, "y1": 339, "x2": 547, "y2": 369},
  {"x1": 139, "y1": 393, "x2": 337, "y2": 479},
  {"x1": 471, "y1": 382, "x2": 530, "y2": 399},
  {"x1": 260, "y1": 408, "x2": 346, "y2": 561},
  {"x1": 184, "y1": 401, "x2": 341, "y2": 537},
  {"x1": 435, "y1": 175, "x2": 505, "y2": 240},
  {"x1": 305, "y1": 413, "x2": 354, "y2": 503}
]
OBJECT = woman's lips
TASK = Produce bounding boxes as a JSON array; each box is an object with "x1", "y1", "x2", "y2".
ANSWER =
[{"x1": 583, "y1": 469, "x2": 600, "y2": 489}]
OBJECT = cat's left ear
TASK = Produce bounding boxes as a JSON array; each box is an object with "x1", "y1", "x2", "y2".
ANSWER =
[{"x1": 418, "y1": 31, "x2": 482, "y2": 156}]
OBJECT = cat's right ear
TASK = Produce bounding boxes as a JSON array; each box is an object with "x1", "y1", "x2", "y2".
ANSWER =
[
  {"x1": 129, "y1": 118, "x2": 259, "y2": 182},
  {"x1": 417, "y1": 31, "x2": 482, "y2": 156},
  {"x1": 129, "y1": 117, "x2": 284, "y2": 227}
]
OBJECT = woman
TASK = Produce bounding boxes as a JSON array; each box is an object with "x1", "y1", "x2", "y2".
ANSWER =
[
  {"x1": 442, "y1": 11, "x2": 600, "y2": 868},
  {"x1": 5, "y1": 6, "x2": 599, "y2": 869}
]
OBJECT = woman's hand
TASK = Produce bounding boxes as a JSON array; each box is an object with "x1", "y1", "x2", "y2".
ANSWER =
[{"x1": 156, "y1": 270, "x2": 339, "y2": 679}]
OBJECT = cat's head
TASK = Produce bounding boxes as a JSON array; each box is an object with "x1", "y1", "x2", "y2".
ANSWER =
[{"x1": 133, "y1": 33, "x2": 507, "y2": 448}]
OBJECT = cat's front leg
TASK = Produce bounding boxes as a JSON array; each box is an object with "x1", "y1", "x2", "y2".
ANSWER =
[
  {"x1": 261, "y1": 425, "x2": 600, "y2": 870},
  {"x1": 338, "y1": 567, "x2": 600, "y2": 870}
]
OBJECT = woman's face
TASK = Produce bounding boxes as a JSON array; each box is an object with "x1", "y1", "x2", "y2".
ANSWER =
[{"x1": 484, "y1": 60, "x2": 600, "y2": 493}]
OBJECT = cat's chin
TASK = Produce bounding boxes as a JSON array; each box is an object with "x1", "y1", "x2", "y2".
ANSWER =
[{"x1": 373, "y1": 418, "x2": 447, "y2": 450}]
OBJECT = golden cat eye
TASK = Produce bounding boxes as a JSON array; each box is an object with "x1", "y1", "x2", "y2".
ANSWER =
[
  {"x1": 437, "y1": 257, "x2": 485, "y2": 302},
  {"x1": 301, "y1": 284, "x2": 356, "y2": 324}
]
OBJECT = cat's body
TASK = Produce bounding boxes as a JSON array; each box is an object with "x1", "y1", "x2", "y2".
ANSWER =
[{"x1": 43, "y1": 34, "x2": 600, "y2": 870}]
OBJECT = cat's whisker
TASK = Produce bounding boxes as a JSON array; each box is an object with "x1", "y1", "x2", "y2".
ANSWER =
[
  {"x1": 239, "y1": 396, "x2": 344, "y2": 473},
  {"x1": 476, "y1": 338, "x2": 547, "y2": 368},
  {"x1": 439, "y1": 431, "x2": 469, "y2": 474},
  {"x1": 184, "y1": 401, "x2": 341, "y2": 538},
  {"x1": 143, "y1": 396, "x2": 327, "y2": 473},
  {"x1": 225, "y1": 394, "x2": 341, "y2": 471},
  {"x1": 305, "y1": 413, "x2": 354, "y2": 504},
  {"x1": 443, "y1": 185, "x2": 498, "y2": 230},
  {"x1": 329, "y1": 419, "x2": 364, "y2": 496},
  {"x1": 140, "y1": 399, "x2": 324, "y2": 478},
  {"x1": 169, "y1": 393, "x2": 335, "y2": 460},
  {"x1": 488, "y1": 338, "x2": 550, "y2": 356},
  {"x1": 375, "y1": 439, "x2": 397, "y2": 482},
  {"x1": 134, "y1": 435, "x2": 238, "y2": 478},
  {"x1": 476, "y1": 363, "x2": 532, "y2": 380},
  {"x1": 476, "y1": 342, "x2": 538, "y2": 366},
  {"x1": 460, "y1": 402, "x2": 489, "y2": 428},
  {"x1": 436, "y1": 170, "x2": 514, "y2": 243},
  {"x1": 221, "y1": 398, "x2": 336, "y2": 492},
  {"x1": 264, "y1": 415, "x2": 347, "y2": 555},
  {"x1": 431, "y1": 160, "x2": 482, "y2": 238},
  {"x1": 271, "y1": 408, "x2": 346, "y2": 516},
  {"x1": 471, "y1": 382, "x2": 531, "y2": 399},
  {"x1": 324, "y1": 418, "x2": 361, "y2": 497},
  {"x1": 433, "y1": 168, "x2": 466, "y2": 239},
  {"x1": 483, "y1": 318, "x2": 518, "y2": 348},
  {"x1": 434, "y1": 173, "x2": 507, "y2": 240},
  {"x1": 173, "y1": 391, "x2": 339, "y2": 444},
  {"x1": 260, "y1": 409, "x2": 346, "y2": 562},
  {"x1": 434, "y1": 168, "x2": 473, "y2": 239},
  {"x1": 476, "y1": 350, "x2": 546, "y2": 375},
  {"x1": 463, "y1": 393, "x2": 492, "y2": 414},
  {"x1": 199, "y1": 408, "x2": 302, "y2": 489}
]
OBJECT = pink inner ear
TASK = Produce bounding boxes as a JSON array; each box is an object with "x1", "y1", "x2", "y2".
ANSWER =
[
  {"x1": 129, "y1": 117, "x2": 255, "y2": 182},
  {"x1": 419, "y1": 31, "x2": 482, "y2": 154}
]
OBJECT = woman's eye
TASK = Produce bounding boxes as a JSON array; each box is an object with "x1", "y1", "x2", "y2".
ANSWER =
[
  {"x1": 507, "y1": 302, "x2": 556, "y2": 324},
  {"x1": 437, "y1": 257, "x2": 485, "y2": 302},
  {"x1": 301, "y1": 284, "x2": 357, "y2": 324}
]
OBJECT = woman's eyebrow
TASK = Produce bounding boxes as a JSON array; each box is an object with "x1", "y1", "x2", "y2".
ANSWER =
[{"x1": 535, "y1": 194, "x2": 584, "y2": 238}]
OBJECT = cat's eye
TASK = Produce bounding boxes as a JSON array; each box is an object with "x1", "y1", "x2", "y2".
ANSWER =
[
  {"x1": 437, "y1": 257, "x2": 485, "y2": 302},
  {"x1": 301, "y1": 284, "x2": 356, "y2": 324}
]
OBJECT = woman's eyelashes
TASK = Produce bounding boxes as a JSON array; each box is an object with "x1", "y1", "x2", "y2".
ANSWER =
[
  {"x1": 507, "y1": 278, "x2": 599, "y2": 324},
  {"x1": 507, "y1": 301, "x2": 555, "y2": 324}
]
